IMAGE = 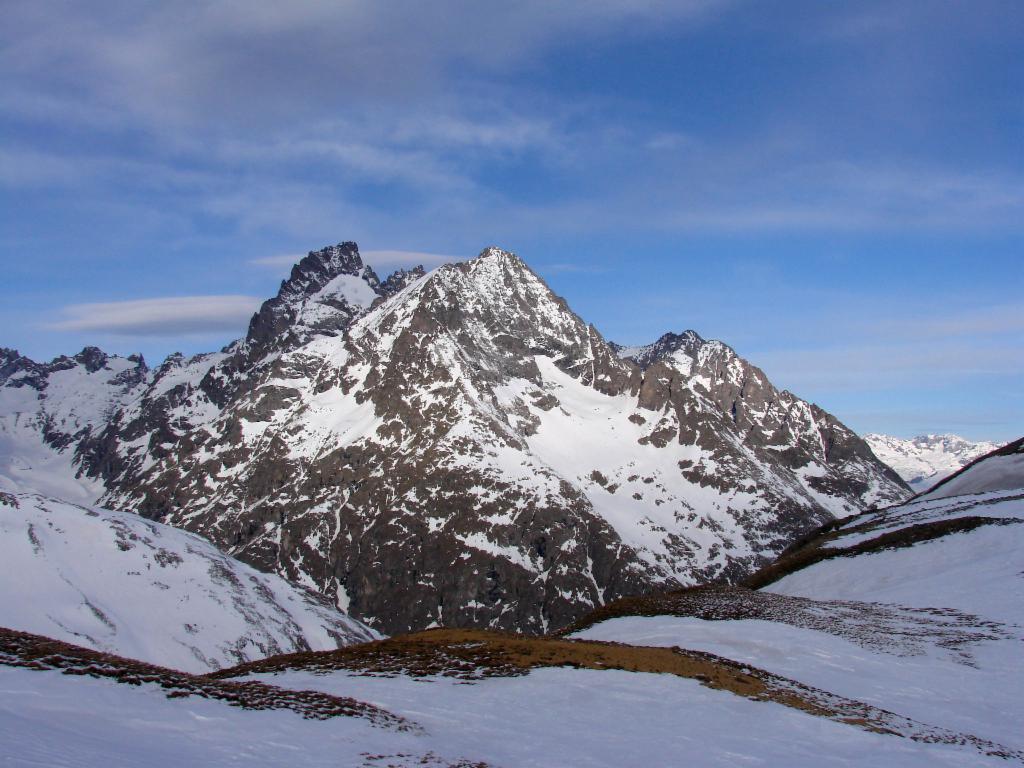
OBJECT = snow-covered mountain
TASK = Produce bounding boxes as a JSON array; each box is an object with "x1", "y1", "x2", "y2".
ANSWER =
[
  {"x1": 917, "y1": 437, "x2": 1024, "y2": 500},
  {"x1": 865, "y1": 433, "x2": 1000, "y2": 492},
  {"x1": 0, "y1": 491, "x2": 377, "y2": 672},
  {"x1": 0, "y1": 242, "x2": 909, "y2": 635},
  {"x1": 0, "y1": 346, "x2": 148, "y2": 503}
]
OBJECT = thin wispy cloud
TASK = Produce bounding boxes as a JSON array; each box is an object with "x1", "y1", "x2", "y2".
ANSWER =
[
  {"x1": 361, "y1": 250, "x2": 461, "y2": 271},
  {"x1": 248, "y1": 254, "x2": 306, "y2": 268},
  {"x1": 248, "y1": 250, "x2": 461, "y2": 273},
  {"x1": 756, "y1": 341, "x2": 1024, "y2": 393},
  {"x1": 866, "y1": 303, "x2": 1024, "y2": 340},
  {"x1": 4, "y1": 2, "x2": 1022, "y2": 244},
  {"x1": 47, "y1": 296, "x2": 262, "y2": 336}
]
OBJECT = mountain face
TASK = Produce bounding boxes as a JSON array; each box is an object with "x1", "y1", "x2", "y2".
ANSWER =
[
  {"x1": 1, "y1": 243, "x2": 909, "y2": 635},
  {"x1": 865, "y1": 433, "x2": 1001, "y2": 492},
  {"x1": 0, "y1": 491, "x2": 377, "y2": 672},
  {"x1": 0, "y1": 346, "x2": 148, "y2": 503}
]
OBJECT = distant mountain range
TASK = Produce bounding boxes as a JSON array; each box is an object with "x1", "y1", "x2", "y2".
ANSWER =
[
  {"x1": 0, "y1": 242, "x2": 909, "y2": 635},
  {"x1": 864, "y1": 433, "x2": 1001, "y2": 492}
]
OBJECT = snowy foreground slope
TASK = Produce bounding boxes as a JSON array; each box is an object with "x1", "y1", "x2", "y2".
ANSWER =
[
  {"x1": 574, "y1": 438, "x2": 1024, "y2": 760},
  {"x1": 865, "y1": 433, "x2": 1000, "y2": 492},
  {"x1": 1, "y1": 445, "x2": 1018, "y2": 767},
  {"x1": 0, "y1": 492, "x2": 377, "y2": 672},
  {"x1": 2, "y1": 624, "x2": 1015, "y2": 768}
]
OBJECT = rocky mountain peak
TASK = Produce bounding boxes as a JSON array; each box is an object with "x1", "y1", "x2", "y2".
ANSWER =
[
  {"x1": 615, "y1": 331, "x2": 707, "y2": 370},
  {"x1": 0, "y1": 348, "x2": 35, "y2": 384},
  {"x1": 9, "y1": 238, "x2": 909, "y2": 637},
  {"x1": 278, "y1": 242, "x2": 368, "y2": 301},
  {"x1": 461, "y1": 246, "x2": 536, "y2": 285},
  {"x1": 378, "y1": 265, "x2": 427, "y2": 299},
  {"x1": 72, "y1": 346, "x2": 111, "y2": 373},
  {"x1": 386, "y1": 244, "x2": 638, "y2": 396},
  {"x1": 245, "y1": 242, "x2": 384, "y2": 352},
  {"x1": 478, "y1": 245, "x2": 516, "y2": 260}
]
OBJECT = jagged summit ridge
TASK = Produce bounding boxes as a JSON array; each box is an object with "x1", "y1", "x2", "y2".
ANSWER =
[
  {"x1": 614, "y1": 331, "x2": 706, "y2": 371},
  {"x1": 275, "y1": 242, "x2": 369, "y2": 302},
  {"x1": 243, "y1": 242, "x2": 429, "y2": 357},
  {"x1": 246, "y1": 242, "x2": 376, "y2": 350}
]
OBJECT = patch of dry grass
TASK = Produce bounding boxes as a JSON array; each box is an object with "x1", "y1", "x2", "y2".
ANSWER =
[
  {"x1": 0, "y1": 626, "x2": 411, "y2": 729},
  {"x1": 213, "y1": 627, "x2": 1022, "y2": 760}
]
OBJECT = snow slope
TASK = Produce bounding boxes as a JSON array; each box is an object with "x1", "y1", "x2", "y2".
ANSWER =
[
  {"x1": 0, "y1": 664, "x2": 427, "y2": 768},
  {"x1": 0, "y1": 492, "x2": 377, "y2": 672},
  {"x1": 239, "y1": 664, "x2": 1001, "y2": 767},
  {"x1": 866, "y1": 433, "x2": 1000, "y2": 492},
  {"x1": 6, "y1": 656, "x2": 1004, "y2": 768},
  {"x1": 571, "y1": 443, "x2": 1024, "y2": 757}
]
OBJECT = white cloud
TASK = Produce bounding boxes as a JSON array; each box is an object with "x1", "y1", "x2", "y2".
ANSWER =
[
  {"x1": 361, "y1": 250, "x2": 461, "y2": 271},
  {"x1": 248, "y1": 249, "x2": 461, "y2": 273},
  {"x1": 860, "y1": 303, "x2": 1024, "y2": 343},
  {"x1": 0, "y1": 1, "x2": 730, "y2": 131},
  {"x1": 5, "y1": 2, "x2": 1023, "y2": 246},
  {"x1": 248, "y1": 254, "x2": 305, "y2": 268},
  {"x1": 47, "y1": 296, "x2": 262, "y2": 336}
]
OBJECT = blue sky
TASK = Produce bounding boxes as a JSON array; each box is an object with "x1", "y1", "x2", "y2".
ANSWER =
[{"x1": 1, "y1": 1, "x2": 1021, "y2": 441}]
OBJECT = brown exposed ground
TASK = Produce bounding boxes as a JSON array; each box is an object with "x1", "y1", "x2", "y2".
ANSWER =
[
  {"x1": 0, "y1": 626, "x2": 411, "y2": 729},
  {"x1": 213, "y1": 627, "x2": 1021, "y2": 760}
]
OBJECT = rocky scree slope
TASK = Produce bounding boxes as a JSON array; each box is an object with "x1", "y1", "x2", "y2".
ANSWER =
[{"x1": 1, "y1": 243, "x2": 908, "y2": 635}]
